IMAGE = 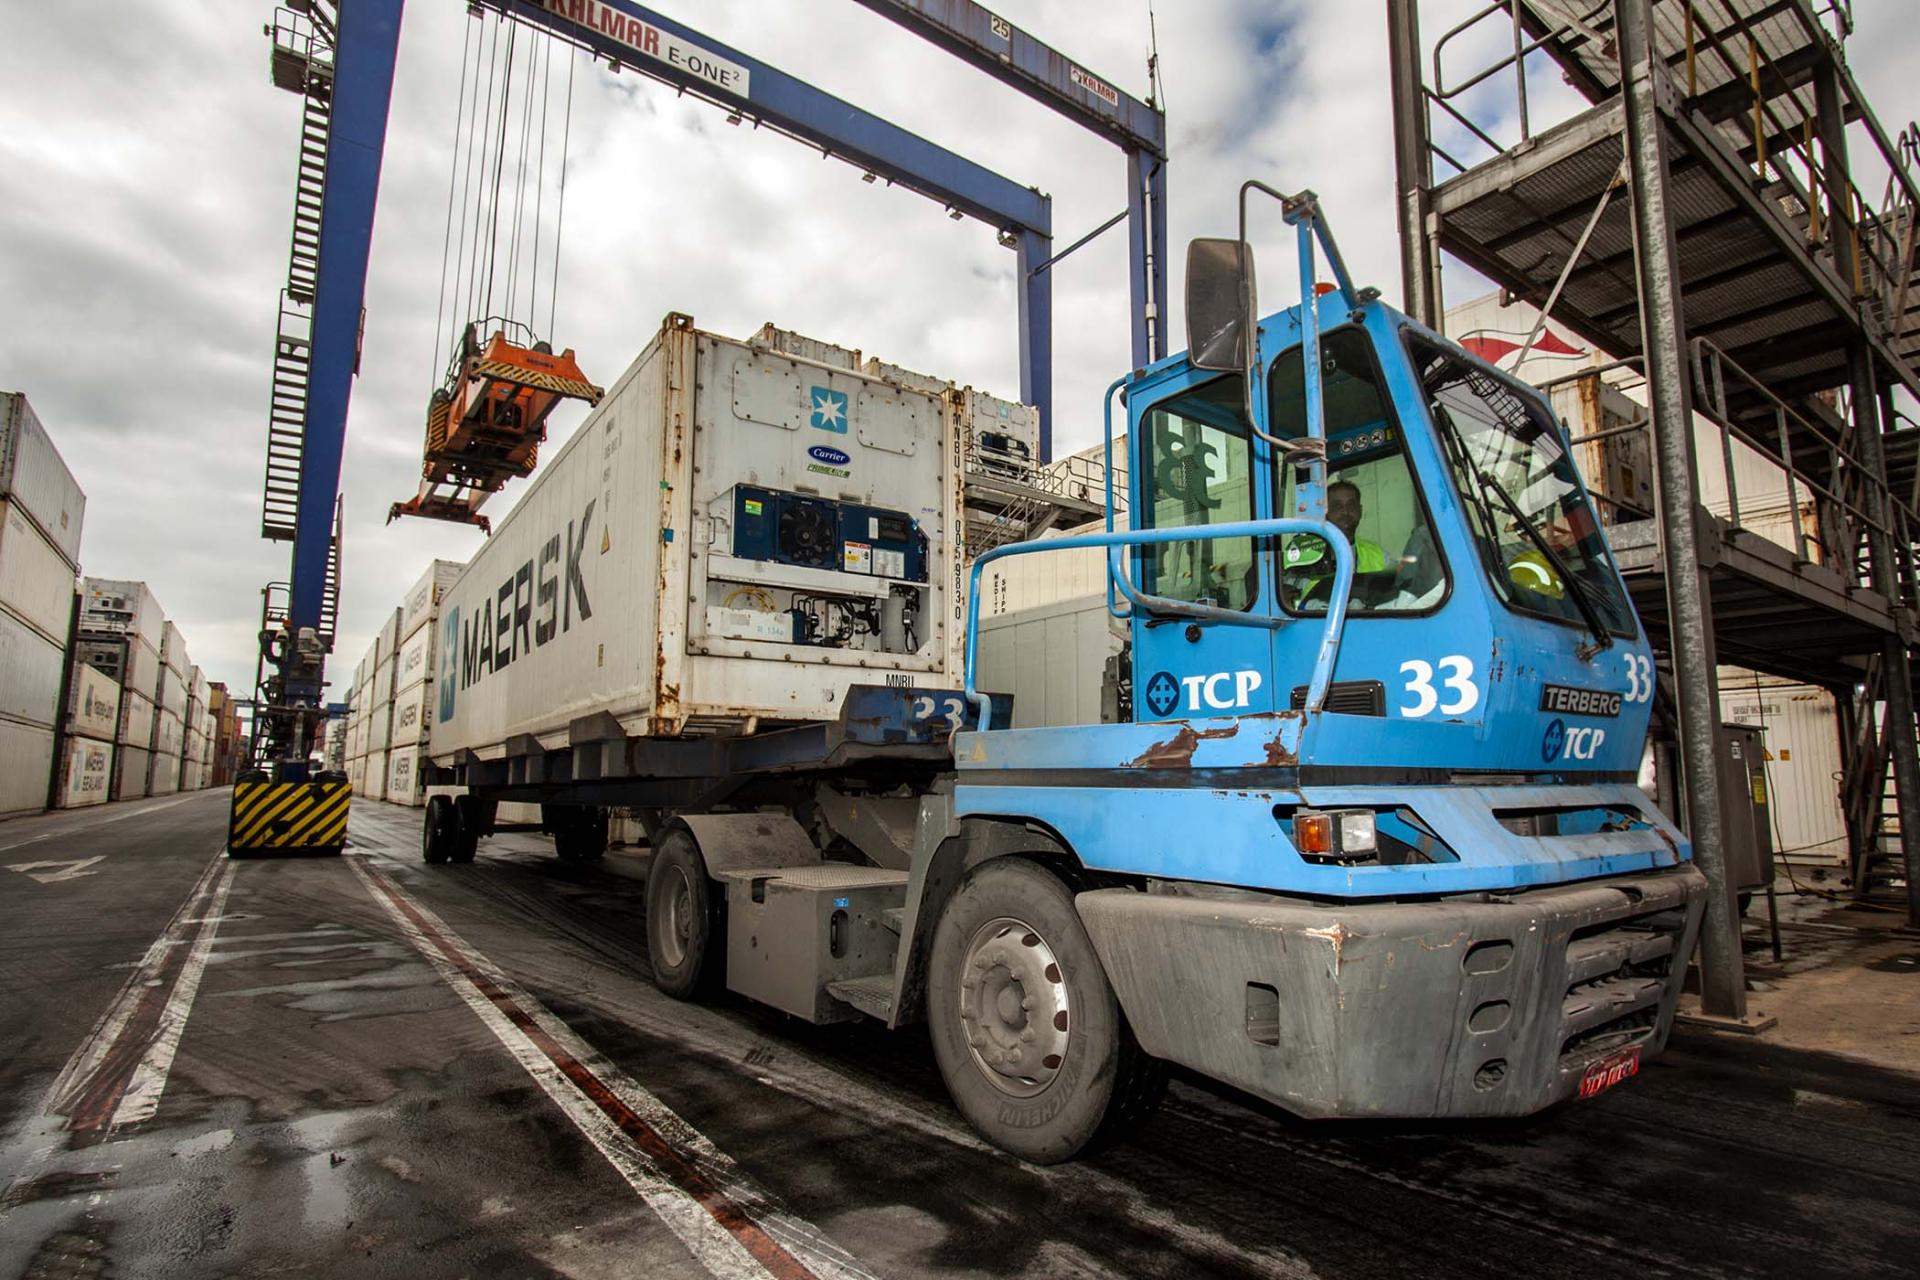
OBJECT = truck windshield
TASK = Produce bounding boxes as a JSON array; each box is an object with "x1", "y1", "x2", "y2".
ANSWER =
[{"x1": 1409, "y1": 336, "x2": 1634, "y2": 636}]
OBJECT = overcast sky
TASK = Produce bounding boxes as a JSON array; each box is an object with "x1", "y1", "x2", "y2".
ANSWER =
[{"x1": 2, "y1": 1, "x2": 1915, "y2": 700}]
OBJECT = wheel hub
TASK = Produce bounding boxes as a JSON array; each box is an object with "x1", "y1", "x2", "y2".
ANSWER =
[
  {"x1": 652, "y1": 865, "x2": 693, "y2": 968},
  {"x1": 957, "y1": 916, "x2": 1070, "y2": 1098}
]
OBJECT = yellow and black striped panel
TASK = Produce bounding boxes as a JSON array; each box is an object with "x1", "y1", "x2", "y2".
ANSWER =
[{"x1": 228, "y1": 781, "x2": 351, "y2": 853}]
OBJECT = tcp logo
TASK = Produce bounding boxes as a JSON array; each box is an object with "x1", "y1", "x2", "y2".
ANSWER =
[
  {"x1": 1143, "y1": 669, "x2": 1263, "y2": 718},
  {"x1": 1542, "y1": 717, "x2": 1607, "y2": 762}
]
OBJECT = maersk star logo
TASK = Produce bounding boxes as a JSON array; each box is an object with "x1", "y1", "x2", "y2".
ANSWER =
[{"x1": 810, "y1": 386, "x2": 849, "y2": 433}]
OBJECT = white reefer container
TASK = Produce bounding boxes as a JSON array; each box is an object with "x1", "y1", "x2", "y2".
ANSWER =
[
  {"x1": 0, "y1": 607, "x2": 65, "y2": 729},
  {"x1": 56, "y1": 737, "x2": 113, "y2": 808},
  {"x1": 977, "y1": 595, "x2": 1126, "y2": 730},
  {"x1": 160, "y1": 620, "x2": 189, "y2": 678},
  {"x1": 65, "y1": 661, "x2": 121, "y2": 742},
  {"x1": 81, "y1": 579, "x2": 164, "y2": 648},
  {"x1": 114, "y1": 745, "x2": 151, "y2": 801},
  {"x1": 0, "y1": 718, "x2": 54, "y2": 815},
  {"x1": 394, "y1": 624, "x2": 433, "y2": 698},
  {"x1": 0, "y1": 499, "x2": 77, "y2": 647},
  {"x1": 387, "y1": 745, "x2": 425, "y2": 807},
  {"x1": 400, "y1": 559, "x2": 464, "y2": 643},
  {"x1": 1, "y1": 392, "x2": 85, "y2": 568},
  {"x1": 430, "y1": 315, "x2": 964, "y2": 764},
  {"x1": 118, "y1": 691, "x2": 156, "y2": 754},
  {"x1": 73, "y1": 630, "x2": 161, "y2": 708}
]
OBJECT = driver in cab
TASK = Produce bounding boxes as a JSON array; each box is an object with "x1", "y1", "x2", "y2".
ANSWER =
[{"x1": 1283, "y1": 479, "x2": 1386, "y2": 587}]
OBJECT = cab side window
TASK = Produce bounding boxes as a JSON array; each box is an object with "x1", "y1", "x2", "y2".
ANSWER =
[
  {"x1": 1270, "y1": 328, "x2": 1447, "y2": 614},
  {"x1": 1139, "y1": 378, "x2": 1255, "y2": 612}
]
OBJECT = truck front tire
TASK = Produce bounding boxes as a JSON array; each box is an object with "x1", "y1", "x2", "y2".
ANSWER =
[
  {"x1": 646, "y1": 830, "x2": 723, "y2": 998},
  {"x1": 423, "y1": 797, "x2": 457, "y2": 865},
  {"x1": 927, "y1": 857, "x2": 1166, "y2": 1164}
]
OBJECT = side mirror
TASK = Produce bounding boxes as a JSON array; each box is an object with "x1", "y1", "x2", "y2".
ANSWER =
[{"x1": 1185, "y1": 238, "x2": 1256, "y2": 372}]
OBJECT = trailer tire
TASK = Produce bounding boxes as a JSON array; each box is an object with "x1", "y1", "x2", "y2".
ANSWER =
[
  {"x1": 646, "y1": 830, "x2": 724, "y2": 998},
  {"x1": 423, "y1": 797, "x2": 457, "y2": 865},
  {"x1": 927, "y1": 857, "x2": 1166, "y2": 1164},
  {"x1": 550, "y1": 806, "x2": 608, "y2": 863}
]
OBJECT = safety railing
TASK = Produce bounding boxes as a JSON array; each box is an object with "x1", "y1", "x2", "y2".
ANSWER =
[{"x1": 963, "y1": 517, "x2": 1356, "y2": 731}]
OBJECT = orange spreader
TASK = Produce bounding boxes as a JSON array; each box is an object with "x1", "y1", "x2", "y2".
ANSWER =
[{"x1": 389, "y1": 325, "x2": 602, "y2": 531}]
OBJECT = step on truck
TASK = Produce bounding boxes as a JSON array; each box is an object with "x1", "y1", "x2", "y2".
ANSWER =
[{"x1": 421, "y1": 189, "x2": 1707, "y2": 1163}]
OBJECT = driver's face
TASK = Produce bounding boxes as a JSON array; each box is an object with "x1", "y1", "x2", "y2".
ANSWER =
[{"x1": 1328, "y1": 487, "x2": 1362, "y2": 540}]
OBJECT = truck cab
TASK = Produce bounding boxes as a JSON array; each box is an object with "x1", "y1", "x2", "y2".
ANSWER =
[{"x1": 941, "y1": 191, "x2": 1705, "y2": 1155}]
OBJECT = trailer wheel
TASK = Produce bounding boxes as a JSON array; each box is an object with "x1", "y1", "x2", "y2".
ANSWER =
[
  {"x1": 423, "y1": 797, "x2": 457, "y2": 865},
  {"x1": 646, "y1": 831, "x2": 723, "y2": 998},
  {"x1": 549, "y1": 805, "x2": 608, "y2": 863},
  {"x1": 450, "y1": 797, "x2": 482, "y2": 864},
  {"x1": 927, "y1": 858, "x2": 1166, "y2": 1164}
]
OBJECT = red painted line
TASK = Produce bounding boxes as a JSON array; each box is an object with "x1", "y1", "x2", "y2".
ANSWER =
[{"x1": 359, "y1": 863, "x2": 819, "y2": 1280}]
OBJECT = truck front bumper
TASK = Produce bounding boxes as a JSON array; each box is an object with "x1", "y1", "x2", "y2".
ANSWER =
[{"x1": 1075, "y1": 865, "x2": 1706, "y2": 1119}]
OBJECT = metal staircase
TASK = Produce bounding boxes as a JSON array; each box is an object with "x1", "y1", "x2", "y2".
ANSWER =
[
  {"x1": 1844, "y1": 648, "x2": 1919, "y2": 897},
  {"x1": 261, "y1": 4, "x2": 339, "y2": 542}
]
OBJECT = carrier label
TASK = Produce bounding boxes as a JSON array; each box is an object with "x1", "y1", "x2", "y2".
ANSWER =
[{"x1": 1539, "y1": 684, "x2": 1622, "y2": 718}]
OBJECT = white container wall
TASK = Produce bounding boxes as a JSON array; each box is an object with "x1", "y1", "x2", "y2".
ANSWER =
[
  {"x1": 978, "y1": 516, "x2": 1125, "y2": 618},
  {"x1": 81, "y1": 579, "x2": 164, "y2": 647},
  {"x1": 389, "y1": 678, "x2": 432, "y2": 748},
  {"x1": 114, "y1": 745, "x2": 152, "y2": 801},
  {"x1": 1721, "y1": 672, "x2": 1849, "y2": 865},
  {"x1": 118, "y1": 691, "x2": 156, "y2": 753},
  {"x1": 160, "y1": 620, "x2": 189, "y2": 676},
  {"x1": 366, "y1": 700, "x2": 392, "y2": 753},
  {"x1": 431, "y1": 316, "x2": 963, "y2": 764},
  {"x1": 347, "y1": 756, "x2": 367, "y2": 796},
  {"x1": 156, "y1": 668, "x2": 188, "y2": 719},
  {"x1": 400, "y1": 559, "x2": 464, "y2": 642},
  {"x1": 977, "y1": 595, "x2": 1125, "y2": 730},
  {"x1": 395, "y1": 625, "x2": 432, "y2": 695},
  {"x1": 387, "y1": 745, "x2": 424, "y2": 807},
  {"x1": 0, "y1": 499, "x2": 77, "y2": 647},
  {"x1": 0, "y1": 718, "x2": 55, "y2": 815},
  {"x1": 378, "y1": 608, "x2": 401, "y2": 663},
  {"x1": 56, "y1": 738, "x2": 112, "y2": 809},
  {"x1": 66, "y1": 661, "x2": 120, "y2": 741},
  {"x1": 374, "y1": 655, "x2": 397, "y2": 707},
  {"x1": 365, "y1": 748, "x2": 388, "y2": 801},
  {"x1": 148, "y1": 750, "x2": 183, "y2": 797},
  {"x1": 151, "y1": 707, "x2": 184, "y2": 758},
  {"x1": 0, "y1": 608, "x2": 65, "y2": 729},
  {"x1": 1, "y1": 392, "x2": 86, "y2": 568}
]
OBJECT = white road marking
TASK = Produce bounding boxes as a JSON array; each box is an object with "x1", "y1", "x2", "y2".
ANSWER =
[
  {"x1": 110, "y1": 861, "x2": 236, "y2": 1127},
  {"x1": 347, "y1": 855, "x2": 872, "y2": 1280},
  {"x1": 0, "y1": 793, "x2": 202, "y2": 854},
  {"x1": 7, "y1": 856, "x2": 106, "y2": 883},
  {"x1": 42, "y1": 853, "x2": 229, "y2": 1122}
]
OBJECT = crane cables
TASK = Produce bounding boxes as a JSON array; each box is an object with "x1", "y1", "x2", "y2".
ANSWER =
[{"x1": 430, "y1": 7, "x2": 578, "y2": 389}]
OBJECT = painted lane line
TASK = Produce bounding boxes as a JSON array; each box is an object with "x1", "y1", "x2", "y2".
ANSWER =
[
  {"x1": 347, "y1": 856, "x2": 871, "y2": 1280},
  {"x1": 43, "y1": 852, "x2": 229, "y2": 1134},
  {"x1": 0, "y1": 794, "x2": 202, "y2": 854},
  {"x1": 109, "y1": 861, "x2": 235, "y2": 1127}
]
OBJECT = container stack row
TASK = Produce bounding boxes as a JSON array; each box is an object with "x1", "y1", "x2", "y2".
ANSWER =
[
  {"x1": 74, "y1": 580, "x2": 220, "y2": 803},
  {"x1": 343, "y1": 559, "x2": 462, "y2": 807},
  {"x1": 1, "y1": 391, "x2": 86, "y2": 816}
]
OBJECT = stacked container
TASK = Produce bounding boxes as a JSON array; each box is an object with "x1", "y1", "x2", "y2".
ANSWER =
[
  {"x1": 365, "y1": 608, "x2": 400, "y2": 801},
  {"x1": 56, "y1": 659, "x2": 119, "y2": 808},
  {"x1": 0, "y1": 392, "x2": 85, "y2": 816},
  {"x1": 386, "y1": 560, "x2": 462, "y2": 806},
  {"x1": 182, "y1": 666, "x2": 208, "y2": 791},
  {"x1": 209, "y1": 683, "x2": 242, "y2": 785},
  {"x1": 150, "y1": 620, "x2": 190, "y2": 796},
  {"x1": 78, "y1": 579, "x2": 163, "y2": 801}
]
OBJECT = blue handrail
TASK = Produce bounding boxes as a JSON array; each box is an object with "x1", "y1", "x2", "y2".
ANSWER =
[{"x1": 965, "y1": 518, "x2": 1355, "y2": 730}]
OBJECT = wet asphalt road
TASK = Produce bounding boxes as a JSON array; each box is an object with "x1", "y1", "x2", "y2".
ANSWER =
[{"x1": 2, "y1": 790, "x2": 1917, "y2": 1279}]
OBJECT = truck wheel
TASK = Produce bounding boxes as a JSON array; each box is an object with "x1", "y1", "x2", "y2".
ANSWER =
[
  {"x1": 423, "y1": 797, "x2": 456, "y2": 865},
  {"x1": 927, "y1": 858, "x2": 1166, "y2": 1164},
  {"x1": 450, "y1": 796, "x2": 482, "y2": 864},
  {"x1": 646, "y1": 831, "x2": 723, "y2": 998}
]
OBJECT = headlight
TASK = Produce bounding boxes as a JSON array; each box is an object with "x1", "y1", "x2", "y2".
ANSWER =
[{"x1": 1292, "y1": 808, "x2": 1378, "y2": 861}]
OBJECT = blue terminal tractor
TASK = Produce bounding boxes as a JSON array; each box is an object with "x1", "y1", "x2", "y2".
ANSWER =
[{"x1": 953, "y1": 185, "x2": 1704, "y2": 1140}]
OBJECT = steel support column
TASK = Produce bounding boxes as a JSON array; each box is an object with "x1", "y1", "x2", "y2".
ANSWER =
[
  {"x1": 1615, "y1": 0, "x2": 1745, "y2": 1016},
  {"x1": 1386, "y1": 0, "x2": 1440, "y2": 327},
  {"x1": 290, "y1": 0, "x2": 407, "y2": 682},
  {"x1": 1126, "y1": 148, "x2": 1169, "y2": 374},
  {"x1": 1015, "y1": 228, "x2": 1053, "y2": 460},
  {"x1": 1816, "y1": 60, "x2": 1920, "y2": 923}
]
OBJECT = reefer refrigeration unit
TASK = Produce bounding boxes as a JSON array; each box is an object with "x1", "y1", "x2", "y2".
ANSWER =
[{"x1": 429, "y1": 314, "x2": 964, "y2": 764}]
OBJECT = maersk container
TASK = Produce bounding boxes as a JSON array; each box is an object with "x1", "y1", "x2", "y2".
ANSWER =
[
  {"x1": 65, "y1": 660, "x2": 120, "y2": 742},
  {"x1": 55, "y1": 737, "x2": 112, "y2": 809},
  {"x1": 395, "y1": 624, "x2": 432, "y2": 695},
  {"x1": 74, "y1": 631, "x2": 161, "y2": 708},
  {"x1": 152, "y1": 706, "x2": 184, "y2": 758},
  {"x1": 400, "y1": 559, "x2": 464, "y2": 642},
  {"x1": 0, "y1": 499, "x2": 77, "y2": 648},
  {"x1": 390, "y1": 679, "x2": 431, "y2": 748},
  {"x1": 0, "y1": 607, "x2": 64, "y2": 729},
  {"x1": 430, "y1": 314, "x2": 963, "y2": 763},
  {"x1": 387, "y1": 745, "x2": 424, "y2": 807},
  {"x1": 365, "y1": 748, "x2": 389, "y2": 800},
  {"x1": 0, "y1": 717, "x2": 55, "y2": 815},
  {"x1": 1, "y1": 392, "x2": 85, "y2": 568}
]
